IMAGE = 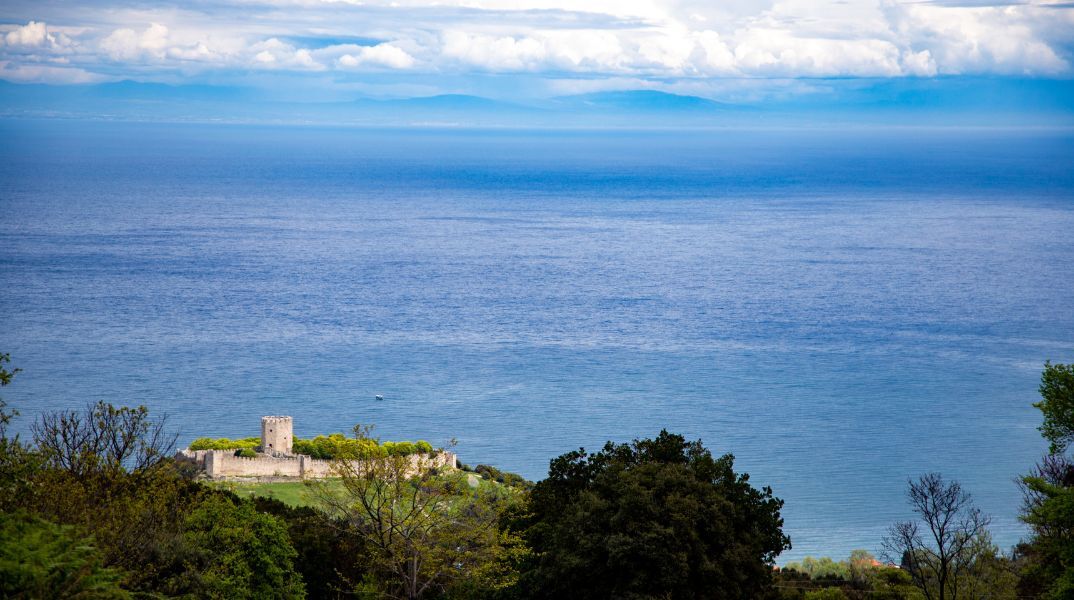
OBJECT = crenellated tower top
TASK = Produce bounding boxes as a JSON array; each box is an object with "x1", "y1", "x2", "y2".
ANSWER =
[{"x1": 261, "y1": 416, "x2": 293, "y2": 456}]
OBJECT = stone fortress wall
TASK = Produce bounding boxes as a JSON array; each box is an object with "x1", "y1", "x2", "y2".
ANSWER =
[{"x1": 178, "y1": 416, "x2": 457, "y2": 480}]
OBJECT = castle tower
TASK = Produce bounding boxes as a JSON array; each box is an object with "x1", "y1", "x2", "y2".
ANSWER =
[{"x1": 261, "y1": 416, "x2": 293, "y2": 455}]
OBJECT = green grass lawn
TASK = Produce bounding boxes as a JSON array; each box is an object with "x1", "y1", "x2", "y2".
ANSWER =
[
  {"x1": 210, "y1": 471, "x2": 520, "y2": 509},
  {"x1": 210, "y1": 479, "x2": 345, "y2": 508}
]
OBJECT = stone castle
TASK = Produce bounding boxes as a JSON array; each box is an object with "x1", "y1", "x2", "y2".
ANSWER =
[{"x1": 178, "y1": 416, "x2": 458, "y2": 480}]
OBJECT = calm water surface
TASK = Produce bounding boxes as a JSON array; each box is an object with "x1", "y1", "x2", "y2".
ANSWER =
[{"x1": 2, "y1": 120, "x2": 1073, "y2": 561}]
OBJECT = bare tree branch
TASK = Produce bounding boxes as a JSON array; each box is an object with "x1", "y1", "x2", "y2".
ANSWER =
[{"x1": 882, "y1": 473, "x2": 993, "y2": 600}]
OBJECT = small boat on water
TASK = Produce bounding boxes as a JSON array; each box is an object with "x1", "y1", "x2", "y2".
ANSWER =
[{"x1": 375, "y1": 394, "x2": 384, "y2": 401}]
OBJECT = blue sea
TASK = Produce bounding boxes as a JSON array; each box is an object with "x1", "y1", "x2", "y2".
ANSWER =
[{"x1": 2, "y1": 120, "x2": 1073, "y2": 562}]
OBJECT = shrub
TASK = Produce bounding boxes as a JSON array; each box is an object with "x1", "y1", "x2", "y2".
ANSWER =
[
  {"x1": 182, "y1": 496, "x2": 306, "y2": 599},
  {"x1": 189, "y1": 434, "x2": 435, "y2": 460},
  {"x1": 0, "y1": 511, "x2": 129, "y2": 599},
  {"x1": 805, "y1": 588, "x2": 847, "y2": 600},
  {"x1": 521, "y1": 430, "x2": 789, "y2": 598},
  {"x1": 474, "y1": 464, "x2": 533, "y2": 490},
  {"x1": 386, "y1": 442, "x2": 415, "y2": 456},
  {"x1": 235, "y1": 448, "x2": 257, "y2": 458},
  {"x1": 189, "y1": 437, "x2": 260, "y2": 451},
  {"x1": 292, "y1": 435, "x2": 433, "y2": 460}
]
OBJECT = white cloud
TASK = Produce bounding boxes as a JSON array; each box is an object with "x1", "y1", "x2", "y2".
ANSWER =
[
  {"x1": 440, "y1": 31, "x2": 549, "y2": 71},
  {"x1": 0, "y1": 0, "x2": 1071, "y2": 87},
  {"x1": 901, "y1": 49, "x2": 937, "y2": 77},
  {"x1": 0, "y1": 60, "x2": 105, "y2": 83},
  {"x1": 882, "y1": 1, "x2": 1071, "y2": 74},
  {"x1": 4, "y1": 21, "x2": 50, "y2": 47},
  {"x1": 248, "y1": 38, "x2": 324, "y2": 70},
  {"x1": 2, "y1": 21, "x2": 72, "y2": 51},
  {"x1": 336, "y1": 43, "x2": 416, "y2": 69},
  {"x1": 100, "y1": 23, "x2": 171, "y2": 61}
]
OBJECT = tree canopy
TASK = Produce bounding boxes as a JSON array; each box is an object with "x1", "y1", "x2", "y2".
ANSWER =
[
  {"x1": 1019, "y1": 362, "x2": 1074, "y2": 600},
  {"x1": 1035, "y1": 362, "x2": 1074, "y2": 455},
  {"x1": 521, "y1": 429, "x2": 790, "y2": 599}
]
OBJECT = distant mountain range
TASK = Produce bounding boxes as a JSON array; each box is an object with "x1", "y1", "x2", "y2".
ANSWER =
[{"x1": 2, "y1": 79, "x2": 1071, "y2": 127}]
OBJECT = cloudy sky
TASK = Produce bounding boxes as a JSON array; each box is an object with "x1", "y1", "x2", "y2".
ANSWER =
[{"x1": 1, "y1": 0, "x2": 1073, "y2": 100}]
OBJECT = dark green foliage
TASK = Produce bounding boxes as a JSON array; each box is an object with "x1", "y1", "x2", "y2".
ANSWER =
[
  {"x1": 182, "y1": 495, "x2": 306, "y2": 599},
  {"x1": 866, "y1": 567, "x2": 924, "y2": 600},
  {"x1": 0, "y1": 511, "x2": 128, "y2": 599},
  {"x1": 253, "y1": 496, "x2": 372, "y2": 600},
  {"x1": 1020, "y1": 362, "x2": 1074, "y2": 600},
  {"x1": 1021, "y1": 457, "x2": 1074, "y2": 599},
  {"x1": 0, "y1": 353, "x2": 18, "y2": 388},
  {"x1": 0, "y1": 390, "x2": 308, "y2": 598},
  {"x1": 236, "y1": 447, "x2": 257, "y2": 458},
  {"x1": 520, "y1": 430, "x2": 790, "y2": 599},
  {"x1": 1035, "y1": 362, "x2": 1074, "y2": 454},
  {"x1": 0, "y1": 360, "x2": 40, "y2": 513},
  {"x1": 0, "y1": 353, "x2": 19, "y2": 438}
]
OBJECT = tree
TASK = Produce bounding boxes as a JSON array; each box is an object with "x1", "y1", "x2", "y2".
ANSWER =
[
  {"x1": 882, "y1": 473, "x2": 991, "y2": 600},
  {"x1": 252, "y1": 497, "x2": 374, "y2": 600},
  {"x1": 0, "y1": 511, "x2": 129, "y2": 599},
  {"x1": 0, "y1": 354, "x2": 40, "y2": 512},
  {"x1": 954, "y1": 533, "x2": 1017, "y2": 600},
  {"x1": 520, "y1": 430, "x2": 790, "y2": 599},
  {"x1": 0, "y1": 353, "x2": 20, "y2": 438},
  {"x1": 31, "y1": 401, "x2": 177, "y2": 478},
  {"x1": 1035, "y1": 362, "x2": 1074, "y2": 454},
  {"x1": 307, "y1": 424, "x2": 523, "y2": 600},
  {"x1": 1019, "y1": 362, "x2": 1074, "y2": 599},
  {"x1": 181, "y1": 495, "x2": 306, "y2": 599}
]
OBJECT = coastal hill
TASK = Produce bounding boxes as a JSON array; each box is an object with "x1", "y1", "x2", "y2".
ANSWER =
[{"x1": 3, "y1": 78, "x2": 1071, "y2": 127}]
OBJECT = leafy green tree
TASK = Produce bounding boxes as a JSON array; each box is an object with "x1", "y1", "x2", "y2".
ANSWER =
[
  {"x1": 1035, "y1": 362, "x2": 1074, "y2": 454},
  {"x1": 865, "y1": 566, "x2": 926, "y2": 600},
  {"x1": 0, "y1": 353, "x2": 20, "y2": 438},
  {"x1": 1020, "y1": 363, "x2": 1074, "y2": 600},
  {"x1": 520, "y1": 430, "x2": 790, "y2": 599},
  {"x1": 0, "y1": 511, "x2": 128, "y2": 599},
  {"x1": 308, "y1": 425, "x2": 523, "y2": 600},
  {"x1": 0, "y1": 354, "x2": 42, "y2": 513},
  {"x1": 14, "y1": 398, "x2": 310, "y2": 598},
  {"x1": 804, "y1": 588, "x2": 846, "y2": 600},
  {"x1": 955, "y1": 533, "x2": 1018, "y2": 600},
  {"x1": 253, "y1": 497, "x2": 373, "y2": 600},
  {"x1": 182, "y1": 495, "x2": 306, "y2": 599}
]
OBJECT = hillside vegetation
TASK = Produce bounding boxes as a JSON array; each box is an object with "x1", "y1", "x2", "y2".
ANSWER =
[{"x1": 1, "y1": 353, "x2": 1071, "y2": 599}]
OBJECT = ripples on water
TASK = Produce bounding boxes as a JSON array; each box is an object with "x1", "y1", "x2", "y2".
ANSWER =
[{"x1": 1, "y1": 121, "x2": 1073, "y2": 560}]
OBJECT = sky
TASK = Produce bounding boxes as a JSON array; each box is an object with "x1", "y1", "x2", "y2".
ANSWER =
[{"x1": 1, "y1": 0, "x2": 1073, "y2": 104}]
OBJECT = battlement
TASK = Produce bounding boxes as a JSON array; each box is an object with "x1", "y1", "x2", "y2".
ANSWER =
[{"x1": 261, "y1": 416, "x2": 293, "y2": 456}]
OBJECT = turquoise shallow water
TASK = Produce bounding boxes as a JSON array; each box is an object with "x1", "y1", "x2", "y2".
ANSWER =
[{"x1": 1, "y1": 120, "x2": 1073, "y2": 561}]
